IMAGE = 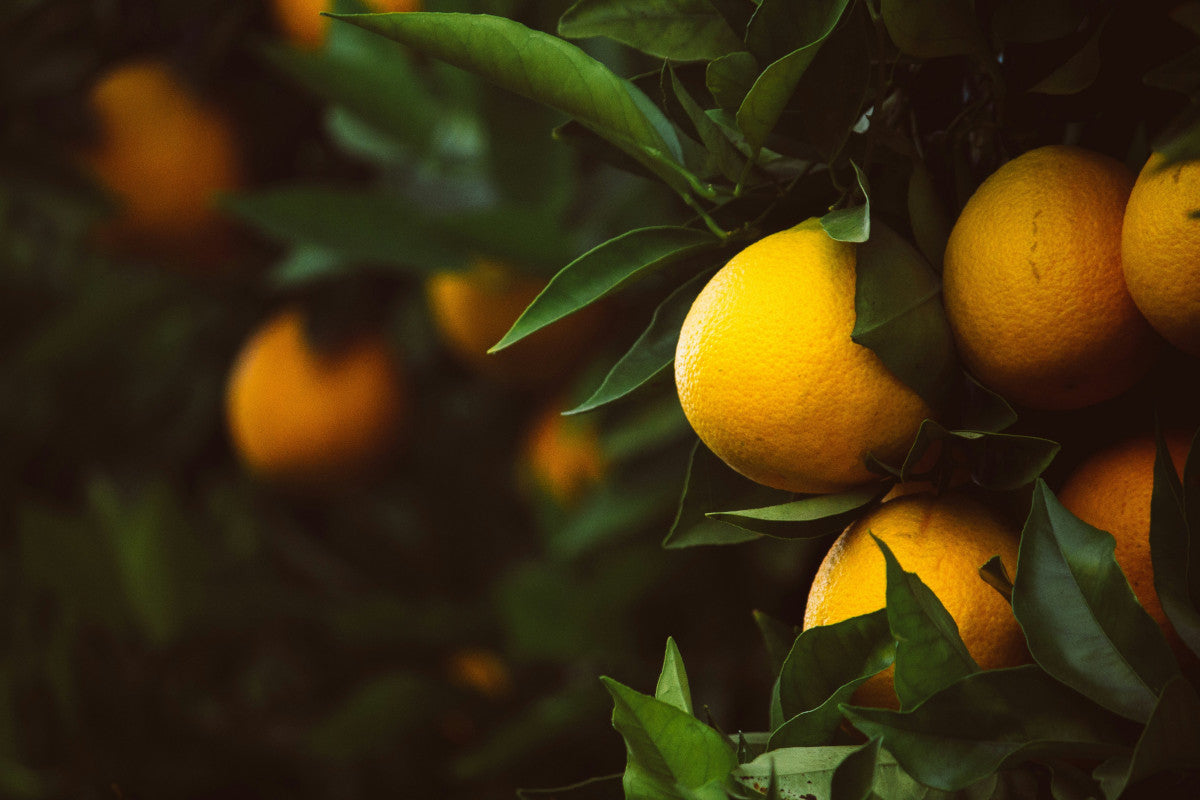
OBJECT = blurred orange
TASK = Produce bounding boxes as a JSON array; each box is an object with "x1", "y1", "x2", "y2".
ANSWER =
[
  {"x1": 272, "y1": 0, "x2": 422, "y2": 49},
  {"x1": 446, "y1": 649, "x2": 513, "y2": 700},
  {"x1": 523, "y1": 402, "x2": 606, "y2": 507},
  {"x1": 426, "y1": 258, "x2": 604, "y2": 387},
  {"x1": 225, "y1": 309, "x2": 406, "y2": 481},
  {"x1": 79, "y1": 60, "x2": 243, "y2": 264}
]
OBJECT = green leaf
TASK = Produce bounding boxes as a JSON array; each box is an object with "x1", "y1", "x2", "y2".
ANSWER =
[
  {"x1": 707, "y1": 51, "x2": 759, "y2": 111},
  {"x1": 1144, "y1": 46, "x2": 1200, "y2": 97},
  {"x1": 821, "y1": 161, "x2": 872, "y2": 243},
  {"x1": 979, "y1": 555, "x2": 1015, "y2": 604},
  {"x1": 907, "y1": 162, "x2": 952, "y2": 271},
  {"x1": 874, "y1": 535, "x2": 978, "y2": 711},
  {"x1": 843, "y1": 666, "x2": 1130, "y2": 792},
  {"x1": 309, "y1": 672, "x2": 440, "y2": 760},
  {"x1": 831, "y1": 737, "x2": 882, "y2": 800},
  {"x1": 733, "y1": 747, "x2": 922, "y2": 799},
  {"x1": 851, "y1": 220, "x2": 958, "y2": 411},
  {"x1": 1030, "y1": 16, "x2": 1107, "y2": 95},
  {"x1": 770, "y1": 610, "x2": 896, "y2": 748},
  {"x1": 568, "y1": 270, "x2": 711, "y2": 416},
  {"x1": 752, "y1": 609, "x2": 798, "y2": 676},
  {"x1": 602, "y1": 677, "x2": 738, "y2": 800},
  {"x1": 708, "y1": 487, "x2": 884, "y2": 540},
  {"x1": 656, "y1": 638, "x2": 695, "y2": 715},
  {"x1": 959, "y1": 373, "x2": 1019, "y2": 433},
  {"x1": 1150, "y1": 427, "x2": 1200, "y2": 657},
  {"x1": 664, "y1": 441, "x2": 791, "y2": 548},
  {"x1": 990, "y1": 0, "x2": 1090, "y2": 45},
  {"x1": 270, "y1": 244, "x2": 348, "y2": 286},
  {"x1": 900, "y1": 420, "x2": 1060, "y2": 490},
  {"x1": 880, "y1": 0, "x2": 991, "y2": 59},
  {"x1": 336, "y1": 12, "x2": 691, "y2": 191},
  {"x1": 493, "y1": 227, "x2": 719, "y2": 352},
  {"x1": 670, "y1": 67, "x2": 748, "y2": 183},
  {"x1": 558, "y1": 0, "x2": 742, "y2": 62},
  {"x1": 1094, "y1": 675, "x2": 1200, "y2": 799},
  {"x1": 1047, "y1": 760, "x2": 1104, "y2": 800},
  {"x1": 735, "y1": 0, "x2": 853, "y2": 153},
  {"x1": 1012, "y1": 481, "x2": 1181, "y2": 722}
]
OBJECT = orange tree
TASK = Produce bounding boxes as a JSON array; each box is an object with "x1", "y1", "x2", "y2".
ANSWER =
[{"x1": 330, "y1": 0, "x2": 1200, "y2": 797}]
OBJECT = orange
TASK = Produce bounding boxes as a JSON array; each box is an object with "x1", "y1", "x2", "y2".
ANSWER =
[
  {"x1": 272, "y1": 0, "x2": 421, "y2": 49},
  {"x1": 673, "y1": 218, "x2": 931, "y2": 494},
  {"x1": 523, "y1": 402, "x2": 606, "y2": 506},
  {"x1": 1121, "y1": 153, "x2": 1200, "y2": 356},
  {"x1": 426, "y1": 259, "x2": 603, "y2": 386},
  {"x1": 446, "y1": 649, "x2": 513, "y2": 700},
  {"x1": 80, "y1": 60, "x2": 242, "y2": 263},
  {"x1": 943, "y1": 145, "x2": 1158, "y2": 410},
  {"x1": 226, "y1": 309, "x2": 405, "y2": 480},
  {"x1": 803, "y1": 492, "x2": 1029, "y2": 709},
  {"x1": 1058, "y1": 430, "x2": 1192, "y2": 650}
]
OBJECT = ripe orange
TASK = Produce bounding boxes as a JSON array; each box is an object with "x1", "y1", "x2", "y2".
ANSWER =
[
  {"x1": 1058, "y1": 430, "x2": 1192, "y2": 650},
  {"x1": 943, "y1": 145, "x2": 1158, "y2": 409},
  {"x1": 272, "y1": 0, "x2": 421, "y2": 49},
  {"x1": 673, "y1": 218, "x2": 931, "y2": 494},
  {"x1": 80, "y1": 60, "x2": 242, "y2": 263},
  {"x1": 226, "y1": 309, "x2": 405, "y2": 480},
  {"x1": 426, "y1": 259, "x2": 603, "y2": 386},
  {"x1": 446, "y1": 649, "x2": 513, "y2": 700},
  {"x1": 1121, "y1": 153, "x2": 1200, "y2": 356},
  {"x1": 522, "y1": 402, "x2": 606, "y2": 507},
  {"x1": 803, "y1": 492, "x2": 1029, "y2": 709}
]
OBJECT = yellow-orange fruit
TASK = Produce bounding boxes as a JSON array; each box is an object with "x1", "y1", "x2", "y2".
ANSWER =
[
  {"x1": 803, "y1": 492, "x2": 1028, "y2": 709},
  {"x1": 226, "y1": 309, "x2": 405, "y2": 479},
  {"x1": 523, "y1": 403, "x2": 606, "y2": 506},
  {"x1": 426, "y1": 259, "x2": 603, "y2": 386},
  {"x1": 447, "y1": 649, "x2": 513, "y2": 700},
  {"x1": 80, "y1": 60, "x2": 242, "y2": 262},
  {"x1": 1058, "y1": 431, "x2": 1192, "y2": 649},
  {"x1": 272, "y1": 0, "x2": 421, "y2": 49},
  {"x1": 674, "y1": 218, "x2": 931, "y2": 494},
  {"x1": 943, "y1": 145, "x2": 1158, "y2": 409},
  {"x1": 1121, "y1": 154, "x2": 1200, "y2": 356}
]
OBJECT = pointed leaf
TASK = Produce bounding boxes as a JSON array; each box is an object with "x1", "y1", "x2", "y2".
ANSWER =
[
  {"x1": 493, "y1": 227, "x2": 718, "y2": 351},
  {"x1": 979, "y1": 555, "x2": 1015, "y2": 604},
  {"x1": 881, "y1": 0, "x2": 991, "y2": 59},
  {"x1": 558, "y1": 0, "x2": 742, "y2": 62},
  {"x1": 959, "y1": 373, "x2": 1018, "y2": 433},
  {"x1": 900, "y1": 420, "x2": 1059, "y2": 490},
  {"x1": 851, "y1": 220, "x2": 957, "y2": 411},
  {"x1": 1094, "y1": 675, "x2": 1200, "y2": 799},
  {"x1": 1150, "y1": 426, "x2": 1200, "y2": 656},
  {"x1": 874, "y1": 535, "x2": 978, "y2": 711},
  {"x1": 1030, "y1": 16, "x2": 1107, "y2": 95},
  {"x1": 1012, "y1": 481, "x2": 1181, "y2": 722},
  {"x1": 656, "y1": 638, "x2": 695, "y2": 715},
  {"x1": 822, "y1": 161, "x2": 872, "y2": 243},
  {"x1": 753, "y1": 610, "x2": 798, "y2": 676},
  {"x1": 707, "y1": 51, "x2": 759, "y2": 111},
  {"x1": 709, "y1": 487, "x2": 884, "y2": 540},
  {"x1": 843, "y1": 666, "x2": 1131, "y2": 792},
  {"x1": 831, "y1": 737, "x2": 882, "y2": 800},
  {"x1": 670, "y1": 67, "x2": 747, "y2": 183}
]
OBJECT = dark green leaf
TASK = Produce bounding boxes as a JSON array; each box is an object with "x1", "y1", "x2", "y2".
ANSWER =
[
  {"x1": 664, "y1": 441, "x2": 791, "y2": 548},
  {"x1": 874, "y1": 535, "x2": 978, "y2": 711},
  {"x1": 1094, "y1": 676, "x2": 1200, "y2": 799},
  {"x1": 880, "y1": 0, "x2": 991, "y2": 59},
  {"x1": 270, "y1": 245, "x2": 348, "y2": 286},
  {"x1": 752, "y1": 610, "x2": 798, "y2": 676},
  {"x1": 822, "y1": 161, "x2": 872, "y2": 243},
  {"x1": 656, "y1": 638, "x2": 695, "y2": 715},
  {"x1": 979, "y1": 555, "x2": 1015, "y2": 604},
  {"x1": 1012, "y1": 481, "x2": 1181, "y2": 722},
  {"x1": 900, "y1": 420, "x2": 1059, "y2": 490},
  {"x1": 1047, "y1": 760, "x2": 1103, "y2": 800},
  {"x1": 708, "y1": 486, "x2": 883, "y2": 540},
  {"x1": 602, "y1": 677, "x2": 738, "y2": 800},
  {"x1": 558, "y1": 0, "x2": 742, "y2": 61},
  {"x1": 493, "y1": 227, "x2": 718, "y2": 351},
  {"x1": 1030, "y1": 16, "x2": 1107, "y2": 95},
  {"x1": 707, "y1": 51, "x2": 759, "y2": 111},
  {"x1": 1150, "y1": 427, "x2": 1200, "y2": 657},
  {"x1": 770, "y1": 610, "x2": 895, "y2": 748},
  {"x1": 568, "y1": 270, "x2": 710, "y2": 415},
  {"x1": 990, "y1": 0, "x2": 1090, "y2": 45},
  {"x1": 843, "y1": 666, "x2": 1130, "y2": 792},
  {"x1": 671, "y1": 67, "x2": 748, "y2": 183},
  {"x1": 1143, "y1": 46, "x2": 1200, "y2": 97},
  {"x1": 907, "y1": 162, "x2": 952, "y2": 271},
  {"x1": 851, "y1": 220, "x2": 957, "y2": 411},
  {"x1": 831, "y1": 737, "x2": 881, "y2": 800},
  {"x1": 309, "y1": 672, "x2": 440, "y2": 760},
  {"x1": 959, "y1": 373, "x2": 1018, "y2": 433},
  {"x1": 736, "y1": 0, "x2": 853, "y2": 152}
]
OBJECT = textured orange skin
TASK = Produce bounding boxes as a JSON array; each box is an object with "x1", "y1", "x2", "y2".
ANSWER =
[
  {"x1": 226, "y1": 309, "x2": 405, "y2": 480},
  {"x1": 1122, "y1": 154, "x2": 1200, "y2": 356},
  {"x1": 273, "y1": 0, "x2": 421, "y2": 48},
  {"x1": 80, "y1": 61, "x2": 243, "y2": 263},
  {"x1": 426, "y1": 259, "x2": 603, "y2": 386},
  {"x1": 524, "y1": 403, "x2": 606, "y2": 506},
  {"x1": 943, "y1": 145, "x2": 1158, "y2": 410},
  {"x1": 1059, "y1": 431, "x2": 1191, "y2": 653},
  {"x1": 674, "y1": 219, "x2": 931, "y2": 494},
  {"x1": 803, "y1": 493, "x2": 1029, "y2": 709}
]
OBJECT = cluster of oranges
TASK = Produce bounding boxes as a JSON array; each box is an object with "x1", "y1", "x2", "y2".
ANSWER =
[
  {"x1": 78, "y1": 0, "x2": 606, "y2": 503},
  {"x1": 675, "y1": 144, "x2": 1199, "y2": 706}
]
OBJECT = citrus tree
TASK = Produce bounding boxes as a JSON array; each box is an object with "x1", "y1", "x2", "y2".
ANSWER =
[{"x1": 318, "y1": 0, "x2": 1200, "y2": 797}]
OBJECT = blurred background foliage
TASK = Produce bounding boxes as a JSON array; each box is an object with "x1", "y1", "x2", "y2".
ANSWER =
[{"x1": 0, "y1": 0, "x2": 821, "y2": 797}]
